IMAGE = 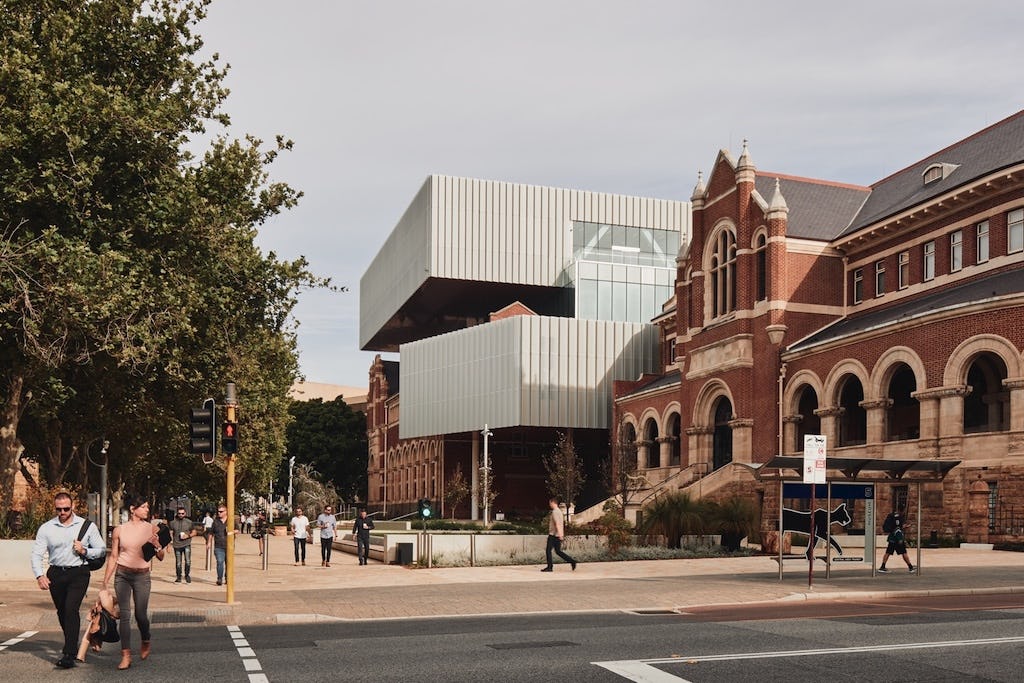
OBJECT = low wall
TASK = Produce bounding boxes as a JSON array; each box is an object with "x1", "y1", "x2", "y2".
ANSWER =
[{"x1": 0, "y1": 540, "x2": 37, "y2": 580}]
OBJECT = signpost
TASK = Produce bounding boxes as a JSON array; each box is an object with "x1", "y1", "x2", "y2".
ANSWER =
[{"x1": 803, "y1": 435, "x2": 826, "y2": 588}]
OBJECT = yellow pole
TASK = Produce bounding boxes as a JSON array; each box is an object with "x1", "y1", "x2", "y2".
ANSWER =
[{"x1": 224, "y1": 384, "x2": 238, "y2": 604}]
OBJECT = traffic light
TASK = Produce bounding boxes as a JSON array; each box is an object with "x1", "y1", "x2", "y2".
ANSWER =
[
  {"x1": 189, "y1": 398, "x2": 216, "y2": 456},
  {"x1": 222, "y1": 403, "x2": 238, "y2": 454},
  {"x1": 417, "y1": 498, "x2": 432, "y2": 519}
]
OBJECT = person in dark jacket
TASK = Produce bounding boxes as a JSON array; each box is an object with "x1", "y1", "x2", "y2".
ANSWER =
[
  {"x1": 352, "y1": 509, "x2": 375, "y2": 565},
  {"x1": 879, "y1": 508, "x2": 915, "y2": 573}
]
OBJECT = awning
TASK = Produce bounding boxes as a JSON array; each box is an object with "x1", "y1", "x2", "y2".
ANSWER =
[{"x1": 753, "y1": 456, "x2": 961, "y2": 483}]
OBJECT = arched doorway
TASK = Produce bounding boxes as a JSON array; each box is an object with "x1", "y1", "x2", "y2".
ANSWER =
[
  {"x1": 964, "y1": 353, "x2": 1009, "y2": 433},
  {"x1": 666, "y1": 413, "x2": 681, "y2": 466},
  {"x1": 886, "y1": 363, "x2": 920, "y2": 441},
  {"x1": 712, "y1": 397, "x2": 733, "y2": 470},
  {"x1": 795, "y1": 385, "x2": 820, "y2": 451},
  {"x1": 837, "y1": 376, "x2": 866, "y2": 446},
  {"x1": 643, "y1": 417, "x2": 660, "y2": 468}
]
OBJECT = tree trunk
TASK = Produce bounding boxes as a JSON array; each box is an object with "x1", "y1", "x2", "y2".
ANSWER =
[{"x1": 0, "y1": 374, "x2": 26, "y2": 511}]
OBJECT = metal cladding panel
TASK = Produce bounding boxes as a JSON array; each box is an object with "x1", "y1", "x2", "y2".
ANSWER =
[
  {"x1": 398, "y1": 316, "x2": 660, "y2": 438},
  {"x1": 359, "y1": 178, "x2": 433, "y2": 349}
]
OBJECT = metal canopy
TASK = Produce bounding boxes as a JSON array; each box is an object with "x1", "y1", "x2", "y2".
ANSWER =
[{"x1": 755, "y1": 456, "x2": 961, "y2": 483}]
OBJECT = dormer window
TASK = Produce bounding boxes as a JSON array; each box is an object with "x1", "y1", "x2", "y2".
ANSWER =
[{"x1": 922, "y1": 162, "x2": 959, "y2": 185}]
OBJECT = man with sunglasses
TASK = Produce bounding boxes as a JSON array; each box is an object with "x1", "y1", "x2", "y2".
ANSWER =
[
  {"x1": 211, "y1": 507, "x2": 229, "y2": 585},
  {"x1": 168, "y1": 507, "x2": 196, "y2": 583},
  {"x1": 31, "y1": 492, "x2": 106, "y2": 669}
]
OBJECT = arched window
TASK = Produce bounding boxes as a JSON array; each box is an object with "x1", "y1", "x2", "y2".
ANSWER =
[
  {"x1": 712, "y1": 397, "x2": 733, "y2": 470},
  {"x1": 795, "y1": 385, "x2": 820, "y2": 451},
  {"x1": 837, "y1": 376, "x2": 866, "y2": 446},
  {"x1": 666, "y1": 413, "x2": 681, "y2": 466},
  {"x1": 643, "y1": 417, "x2": 660, "y2": 468},
  {"x1": 964, "y1": 353, "x2": 1009, "y2": 433},
  {"x1": 755, "y1": 232, "x2": 767, "y2": 302},
  {"x1": 886, "y1": 364, "x2": 919, "y2": 441},
  {"x1": 710, "y1": 228, "x2": 737, "y2": 318}
]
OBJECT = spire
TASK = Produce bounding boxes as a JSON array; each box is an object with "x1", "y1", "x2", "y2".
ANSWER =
[
  {"x1": 735, "y1": 139, "x2": 755, "y2": 183},
  {"x1": 690, "y1": 170, "x2": 705, "y2": 201},
  {"x1": 767, "y1": 177, "x2": 788, "y2": 217}
]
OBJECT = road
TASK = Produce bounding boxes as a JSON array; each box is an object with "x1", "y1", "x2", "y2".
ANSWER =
[{"x1": 2, "y1": 593, "x2": 1022, "y2": 681}]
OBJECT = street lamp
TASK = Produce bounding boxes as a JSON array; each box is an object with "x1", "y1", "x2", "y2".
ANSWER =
[
  {"x1": 288, "y1": 456, "x2": 296, "y2": 513},
  {"x1": 481, "y1": 425, "x2": 493, "y2": 526}
]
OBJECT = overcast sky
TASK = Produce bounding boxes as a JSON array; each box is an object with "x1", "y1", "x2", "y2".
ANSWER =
[{"x1": 196, "y1": 0, "x2": 1024, "y2": 389}]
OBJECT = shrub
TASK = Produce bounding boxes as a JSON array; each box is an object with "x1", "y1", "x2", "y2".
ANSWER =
[
  {"x1": 639, "y1": 492, "x2": 709, "y2": 548},
  {"x1": 590, "y1": 508, "x2": 633, "y2": 555}
]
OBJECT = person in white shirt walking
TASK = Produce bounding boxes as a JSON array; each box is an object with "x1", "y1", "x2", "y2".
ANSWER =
[
  {"x1": 290, "y1": 506, "x2": 310, "y2": 566},
  {"x1": 541, "y1": 497, "x2": 577, "y2": 572},
  {"x1": 316, "y1": 506, "x2": 338, "y2": 567},
  {"x1": 31, "y1": 491, "x2": 106, "y2": 670}
]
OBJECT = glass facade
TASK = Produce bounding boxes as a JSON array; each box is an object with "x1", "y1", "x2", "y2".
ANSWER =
[{"x1": 570, "y1": 221, "x2": 678, "y2": 323}]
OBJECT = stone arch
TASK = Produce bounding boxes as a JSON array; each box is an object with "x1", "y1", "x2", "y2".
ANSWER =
[
  {"x1": 871, "y1": 347, "x2": 928, "y2": 398},
  {"x1": 784, "y1": 370, "x2": 824, "y2": 453},
  {"x1": 823, "y1": 359, "x2": 870, "y2": 405},
  {"x1": 639, "y1": 409, "x2": 661, "y2": 469},
  {"x1": 943, "y1": 334, "x2": 1023, "y2": 387},
  {"x1": 783, "y1": 369, "x2": 824, "y2": 410},
  {"x1": 663, "y1": 404, "x2": 682, "y2": 466},
  {"x1": 693, "y1": 378, "x2": 735, "y2": 425}
]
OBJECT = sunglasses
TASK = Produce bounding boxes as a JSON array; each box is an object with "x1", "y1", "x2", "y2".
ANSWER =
[{"x1": 55, "y1": 506, "x2": 71, "y2": 512}]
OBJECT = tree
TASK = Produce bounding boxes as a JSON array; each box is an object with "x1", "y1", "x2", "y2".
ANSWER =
[
  {"x1": 544, "y1": 431, "x2": 584, "y2": 517},
  {"x1": 601, "y1": 417, "x2": 646, "y2": 514},
  {"x1": 442, "y1": 463, "x2": 470, "y2": 520},
  {"x1": 284, "y1": 397, "x2": 368, "y2": 503},
  {"x1": 0, "y1": 0, "x2": 328, "y2": 510}
]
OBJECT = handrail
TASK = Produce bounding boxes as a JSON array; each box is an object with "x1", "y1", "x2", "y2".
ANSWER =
[{"x1": 637, "y1": 461, "x2": 711, "y2": 505}]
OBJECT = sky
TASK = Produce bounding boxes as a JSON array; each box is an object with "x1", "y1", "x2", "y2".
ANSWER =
[{"x1": 195, "y1": 0, "x2": 1024, "y2": 389}]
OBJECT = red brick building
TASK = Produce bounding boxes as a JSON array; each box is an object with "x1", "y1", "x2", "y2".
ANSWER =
[{"x1": 614, "y1": 111, "x2": 1024, "y2": 542}]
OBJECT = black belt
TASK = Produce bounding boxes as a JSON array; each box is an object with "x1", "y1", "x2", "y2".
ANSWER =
[{"x1": 50, "y1": 565, "x2": 86, "y2": 570}]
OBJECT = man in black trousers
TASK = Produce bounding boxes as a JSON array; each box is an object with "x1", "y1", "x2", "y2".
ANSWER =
[
  {"x1": 541, "y1": 497, "x2": 577, "y2": 572},
  {"x1": 352, "y1": 509, "x2": 375, "y2": 565}
]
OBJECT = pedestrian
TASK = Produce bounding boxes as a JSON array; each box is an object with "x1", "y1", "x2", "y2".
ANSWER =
[
  {"x1": 238, "y1": 512, "x2": 247, "y2": 535},
  {"x1": 290, "y1": 506, "x2": 310, "y2": 566},
  {"x1": 317, "y1": 505, "x2": 338, "y2": 567},
  {"x1": 102, "y1": 496, "x2": 167, "y2": 670},
  {"x1": 167, "y1": 506, "x2": 196, "y2": 583},
  {"x1": 541, "y1": 497, "x2": 577, "y2": 572},
  {"x1": 202, "y1": 509, "x2": 214, "y2": 545},
  {"x1": 878, "y1": 508, "x2": 915, "y2": 573},
  {"x1": 30, "y1": 491, "x2": 106, "y2": 670},
  {"x1": 75, "y1": 587, "x2": 119, "y2": 663},
  {"x1": 211, "y1": 505, "x2": 229, "y2": 586},
  {"x1": 352, "y1": 509, "x2": 375, "y2": 565},
  {"x1": 253, "y1": 510, "x2": 269, "y2": 555}
]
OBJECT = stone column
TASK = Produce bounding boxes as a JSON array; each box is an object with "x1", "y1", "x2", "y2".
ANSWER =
[
  {"x1": 638, "y1": 440, "x2": 654, "y2": 469},
  {"x1": 966, "y1": 476, "x2": 991, "y2": 544},
  {"x1": 911, "y1": 388, "x2": 942, "y2": 440},
  {"x1": 814, "y1": 406, "x2": 843, "y2": 446},
  {"x1": 1004, "y1": 378, "x2": 1024, "y2": 432},
  {"x1": 782, "y1": 415, "x2": 802, "y2": 455},
  {"x1": 686, "y1": 426, "x2": 713, "y2": 471},
  {"x1": 860, "y1": 398, "x2": 892, "y2": 444},
  {"x1": 938, "y1": 385, "x2": 971, "y2": 438},
  {"x1": 727, "y1": 418, "x2": 754, "y2": 463},
  {"x1": 656, "y1": 436, "x2": 673, "y2": 468}
]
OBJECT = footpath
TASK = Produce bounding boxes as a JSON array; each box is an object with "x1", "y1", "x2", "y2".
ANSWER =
[{"x1": 2, "y1": 537, "x2": 1023, "y2": 632}]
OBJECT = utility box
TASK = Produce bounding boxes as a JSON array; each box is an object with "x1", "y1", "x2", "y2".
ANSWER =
[{"x1": 395, "y1": 542, "x2": 413, "y2": 565}]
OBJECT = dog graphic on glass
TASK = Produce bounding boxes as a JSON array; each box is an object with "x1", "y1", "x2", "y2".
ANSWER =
[{"x1": 782, "y1": 503, "x2": 852, "y2": 559}]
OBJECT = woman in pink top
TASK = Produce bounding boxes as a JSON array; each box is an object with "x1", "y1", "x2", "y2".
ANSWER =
[{"x1": 102, "y1": 496, "x2": 165, "y2": 670}]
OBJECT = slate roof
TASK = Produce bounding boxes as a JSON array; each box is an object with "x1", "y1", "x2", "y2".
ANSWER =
[
  {"x1": 788, "y1": 268, "x2": 1024, "y2": 352},
  {"x1": 616, "y1": 369, "x2": 681, "y2": 400},
  {"x1": 842, "y1": 110, "x2": 1024, "y2": 236},
  {"x1": 754, "y1": 173, "x2": 869, "y2": 241}
]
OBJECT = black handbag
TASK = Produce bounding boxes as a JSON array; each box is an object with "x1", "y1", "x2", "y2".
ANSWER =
[
  {"x1": 96, "y1": 608, "x2": 120, "y2": 643},
  {"x1": 77, "y1": 520, "x2": 107, "y2": 571}
]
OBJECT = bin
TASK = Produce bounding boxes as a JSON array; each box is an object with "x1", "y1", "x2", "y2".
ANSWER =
[{"x1": 396, "y1": 542, "x2": 413, "y2": 565}]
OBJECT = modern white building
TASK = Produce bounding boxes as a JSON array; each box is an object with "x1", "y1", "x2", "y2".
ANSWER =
[{"x1": 362, "y1": 175, "x2": 690, "y2": 517}]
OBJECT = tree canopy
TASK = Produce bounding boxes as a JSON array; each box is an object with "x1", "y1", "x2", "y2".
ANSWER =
[
  {"x1": 284, "y1": 398, "x2": 367, "y2": 504},
  {"x1": 0, "y1": 0, "x2": 329, "y2": 510}
]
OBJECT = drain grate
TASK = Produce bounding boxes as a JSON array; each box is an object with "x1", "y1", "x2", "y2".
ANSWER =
[
  {"x1": 628, "y1": 609, "x2": 679, "y2": 615},
  {"x1": 487, "y1": 641, "x2": 578, "y2": 650},
  {"x1": 151, "y1": 610, "x2": 209, "y2": 624}
]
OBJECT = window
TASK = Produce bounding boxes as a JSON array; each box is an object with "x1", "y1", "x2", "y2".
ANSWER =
[
  {"x1": 898, "y1": 251, "x2": 909, "y2": 289},
  {"x1": 1009, "y1": 208, "x2": 1024, "y2": 254},
  {"x1": 852, "y1": 269, "x2": 863, "y2": 304},
  {"x1": 755, "y1": 233, "x2": 767, "y2": 302},
  {"x1": 709, "y1": 228, "x2": 737, "y2": 318},
  {"x1": 923, "y1": 166, "x2": 943, "y2": 184},
  {"x1": 977, "y1": 221, "x2": 989, "y2": 263},
  {"x1": 950, "y1": 230, "x2": 963, "y2": 272},
  {"x1": 874, "y1": 260, "x2": 885, "y2": 297},
  {"x1": 923, "y1": 241, "x2": 935, "y2": 281}
]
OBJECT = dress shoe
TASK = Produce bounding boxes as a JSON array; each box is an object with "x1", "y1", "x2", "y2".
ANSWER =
[
  {"x1": 56, "y1": 655, "x2": 76, "y2": 669},
  {"x1": 185, "y1": 576, "x2": 191, "y2": 583},
  {"x1": 540, "y1": 567, "x2": 553, "y2": 572},
  {"x1": 571, "y1": 561, "x2": 577, "y2": 571},
  {"x1": 216, "y1": 579, "x2": 222, "y2": 585}
]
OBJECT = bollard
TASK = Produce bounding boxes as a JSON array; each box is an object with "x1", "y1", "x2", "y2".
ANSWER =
[{"x1": 928, "y1": 530, "x2": 939, "y2": 548}]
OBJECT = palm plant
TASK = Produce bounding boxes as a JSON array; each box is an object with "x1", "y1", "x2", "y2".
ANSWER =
[
  {"x1": 639, "y1": 492, "x2": 708, "y2": 548},
  {"x1": 709, "y1": 495, "x2": 759, "y2": 550}
]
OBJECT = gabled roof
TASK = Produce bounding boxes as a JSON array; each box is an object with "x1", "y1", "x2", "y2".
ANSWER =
[
  {"x1": 616, "y1": 369, "x2": 681, "y2": 401},
  {"x1": 754, "y1": 173, "x2": 869, "y2": 241},
  {"x1": 842, "y1": 110, "x2": 1024, "y2": 235},
  {"x1": 787, "y1": 268, "x2": 1024, "y2": 352}
]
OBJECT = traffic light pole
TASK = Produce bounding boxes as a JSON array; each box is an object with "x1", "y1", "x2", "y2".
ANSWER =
[{"x1": 224, "y1": 382, "x2": 238, "y2": 605}]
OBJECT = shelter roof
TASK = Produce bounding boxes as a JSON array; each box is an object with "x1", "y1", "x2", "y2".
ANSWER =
[{"x1": 754, "y1": 456, "x2": 960, "y2": 483}]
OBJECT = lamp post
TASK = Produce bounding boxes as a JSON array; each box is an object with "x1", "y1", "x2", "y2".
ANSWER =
[
  {"x1": 288, "y1": 456, "x2": 296, "y2": 513},
  {"x1": 481, "y1": 425, "x2": 493, "y2": 526}
]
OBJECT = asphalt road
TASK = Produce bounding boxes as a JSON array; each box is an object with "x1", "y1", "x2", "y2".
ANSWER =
[{"x1": 2, "y1": 592, "x2": 1022, "y2": 682}]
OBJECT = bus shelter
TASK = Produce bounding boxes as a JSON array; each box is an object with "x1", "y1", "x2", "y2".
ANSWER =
[{"x1": 755, "y1": 456, "x2": 961, "y2": 580}]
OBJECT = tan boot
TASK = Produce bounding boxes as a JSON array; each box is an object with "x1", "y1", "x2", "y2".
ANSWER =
[
  {"x1": 140, "y1": 640, "x2": 151, "y2": 660},
  {"x1": 118, "y1": 649, "x2": 131, "y2": 670}
]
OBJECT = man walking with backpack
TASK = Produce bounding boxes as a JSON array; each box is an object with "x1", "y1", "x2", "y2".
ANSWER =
[{"x1": 879, "y1": 508, "x2": 915, "y2": 573}]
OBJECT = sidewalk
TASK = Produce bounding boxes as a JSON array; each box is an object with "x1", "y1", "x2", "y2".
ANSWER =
[{"x1": 2, "y1": 536, "x2": 1023, "y2": 632}]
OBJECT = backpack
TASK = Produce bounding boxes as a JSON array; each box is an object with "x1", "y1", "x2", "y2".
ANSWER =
[
  {"x1": 882, "y1": 513, "x2": 897, "y2": 534},
  {"x1": 888, "y1": 527, "x2": 905, "y2": 544}
]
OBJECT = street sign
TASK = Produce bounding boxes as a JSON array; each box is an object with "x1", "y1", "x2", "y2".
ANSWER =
[{"x1": 802, "y1": 434, "x2": 826, "y2": 484}]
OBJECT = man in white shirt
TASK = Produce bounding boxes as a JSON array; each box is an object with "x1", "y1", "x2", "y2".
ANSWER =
[
  {"x1": 316, "y1": 506, "x2": 338, "y2": 567},
  {"x1": 31, "y1": 492, "x2": 106, "y2": 669},
  {"x1": 290, "y1": 507, "x2": 310, "y2": 566}
]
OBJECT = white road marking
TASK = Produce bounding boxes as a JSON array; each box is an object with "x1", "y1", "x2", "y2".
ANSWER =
[
  {"x1": 595, "y1": 636, "x2": 1024, "y2": 681},
  {"x1": 228, "y1": 625, "x2": 268, "y2": 681},
  {"x1": 0, "y1": 631, "x2": 38, "y2": 651}
]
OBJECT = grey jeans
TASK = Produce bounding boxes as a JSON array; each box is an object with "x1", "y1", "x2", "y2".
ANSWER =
[{"x1": 114, "y1": 568, "x2": 152, "y2": 650}]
